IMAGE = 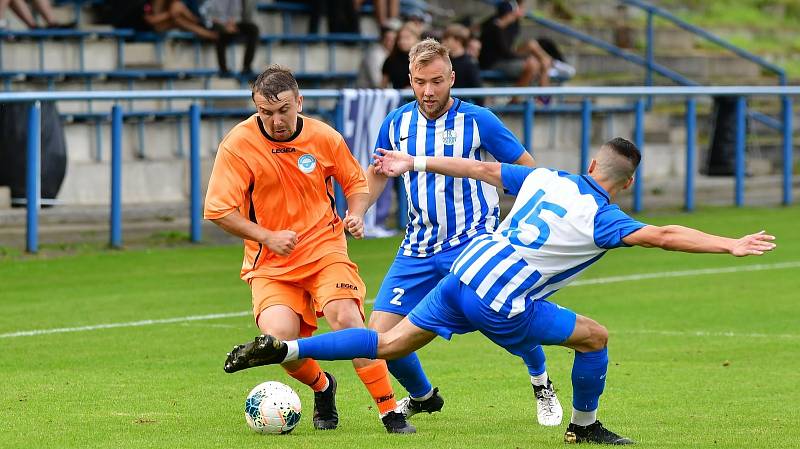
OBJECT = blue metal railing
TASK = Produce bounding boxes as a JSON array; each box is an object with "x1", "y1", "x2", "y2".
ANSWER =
[
  {"x1": 621, "y1": 0, "x2": 787, "y2": 85},
  {"x1": 1, "y1": 85, "x2": 797, "y2": 253}
]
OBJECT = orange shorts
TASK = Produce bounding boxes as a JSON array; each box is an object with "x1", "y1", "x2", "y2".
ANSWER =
[{"x1": 249, "y1": 254, "x2": 366, "y2": 337}]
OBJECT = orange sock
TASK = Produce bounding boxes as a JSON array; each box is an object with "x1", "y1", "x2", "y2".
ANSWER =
[
  {"x1": 285, "y1": 359, "x2": 328, "y2": 392},
  {"x1": 355, "y1": 360, "x2": 397, "y2": 415}
]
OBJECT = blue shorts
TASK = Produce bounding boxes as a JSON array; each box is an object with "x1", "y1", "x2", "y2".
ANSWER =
[
  {"x1": 372, "y1": 243, "x2": 469, "y2": 316},
  {"x1": 408, "y1": 274, "x2": 577, "y2": 356}
]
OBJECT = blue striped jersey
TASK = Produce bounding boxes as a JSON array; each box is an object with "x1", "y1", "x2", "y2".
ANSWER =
[
  {"x1": 375, "y1": 98, "x2": 526, "y2": 257},
  {"x1": 450, "y1": 165, "x2": 646, "y2": 318}
]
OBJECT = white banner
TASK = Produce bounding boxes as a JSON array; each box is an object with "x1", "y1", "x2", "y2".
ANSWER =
[{"x1": 340, "y1": 89, "x2": 401, "y2": 232}]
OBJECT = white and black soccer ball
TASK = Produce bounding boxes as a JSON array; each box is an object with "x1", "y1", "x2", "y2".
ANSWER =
[{"x1": 244, "y1": 381, "x2": 302, "y2": 434}]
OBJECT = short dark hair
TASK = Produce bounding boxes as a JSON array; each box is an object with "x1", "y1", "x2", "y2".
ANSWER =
[
  {"x1": 251, "y1": 64, "x2": 299, "y2": 102},
  {"x1": 603, "y1": 137, "x2": 641, "y2": 170}
]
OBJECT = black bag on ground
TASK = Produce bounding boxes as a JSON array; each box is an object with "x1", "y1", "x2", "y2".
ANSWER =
[
  {"x1": 0, "y1": 102, "x2": 67, "y2": 205},
  {"x1": 705, "y1": 96, "x2": 747, "y2": 176}
]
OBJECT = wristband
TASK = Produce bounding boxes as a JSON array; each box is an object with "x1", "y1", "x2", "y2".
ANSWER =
[{"x1": 413, "y1": 156, "x2": 427, "y2": 172}]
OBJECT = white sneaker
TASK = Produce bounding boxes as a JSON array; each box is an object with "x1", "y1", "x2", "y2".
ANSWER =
[
  {"x1": 547, "y1": 60, "x2": 576, "y2": 81},
  {"x1": 533, "y1": 380, "x2": 563, "y2": 426}
]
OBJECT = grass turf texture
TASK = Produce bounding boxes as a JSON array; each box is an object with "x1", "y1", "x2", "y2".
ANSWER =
[{"x1": 1, "y1": 206, "x2": 798, "y2": 448}]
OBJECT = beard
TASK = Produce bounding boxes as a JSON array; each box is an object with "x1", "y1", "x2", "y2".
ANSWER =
[{"x1": 419, "y1": 95, "x2": 449, "y2": 119}]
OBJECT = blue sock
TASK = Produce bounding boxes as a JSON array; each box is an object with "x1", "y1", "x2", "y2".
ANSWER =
[
  {"x1": 297, "y1": 328, "x2": 378, "y2": 360},
  {"x1": 521, "y1": 345, "x2": 547, "y2": 376},
  {"x1": 571, "y1": 347, "x2": 608, "y2": 411},
  {"x1": 387, "y1": 352, "x2": 433, "y2": 398}
]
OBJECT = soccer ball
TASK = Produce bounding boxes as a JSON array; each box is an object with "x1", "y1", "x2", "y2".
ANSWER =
[{"x1": 244, "y1": 381, "x2": 302, "y2": 434}]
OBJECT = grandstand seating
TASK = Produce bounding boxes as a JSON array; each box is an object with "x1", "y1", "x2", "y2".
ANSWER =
[{"x1": 1, "y1": 1, "x2": 781, "y2": 207}]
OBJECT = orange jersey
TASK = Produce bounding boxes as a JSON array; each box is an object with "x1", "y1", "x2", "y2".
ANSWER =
[{"x1": 204, "y1": 114, "x2": 368, "y2": 279}]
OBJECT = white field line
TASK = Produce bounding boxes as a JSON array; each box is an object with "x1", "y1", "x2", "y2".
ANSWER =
[
  {"x1": 615, "y1": 329, "x2": 799, "y2": 339},
  {"x1": 0, "y1": 312, "x2": 250, "y2": 338},
  {"x1": 568, "y1": 260, "x2": 800, "y2": 286},
  {"x1": 2, "y1": 261, "x2": 798, "y2": 339}
]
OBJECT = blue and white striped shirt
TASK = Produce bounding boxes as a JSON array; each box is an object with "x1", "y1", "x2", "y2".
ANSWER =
[
  {"x1": 375, "y1": 98, "x2": 525, "y2": 257},
  {"x1": 451, "y1": 165, "x2": 646, "y2": 318}
]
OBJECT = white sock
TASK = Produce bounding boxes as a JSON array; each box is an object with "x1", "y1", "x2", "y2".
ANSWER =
[
  {"x1": 571, "y1": 408, "x2": 597, "y2": 427},
  {"x1": 411, "y1": 388, "x2": 434, "y2": 401},
  {"x1": 284, "y1": 340, "x2": 299, "y2": 362},
  {"x1": 530, "y1": 371, "x2": 549, "y2": 387}
]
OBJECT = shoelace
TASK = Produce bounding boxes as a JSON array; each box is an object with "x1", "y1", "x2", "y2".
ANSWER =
[{"x1": 535, "y1": 387, "x2": 558, "y2": 413}]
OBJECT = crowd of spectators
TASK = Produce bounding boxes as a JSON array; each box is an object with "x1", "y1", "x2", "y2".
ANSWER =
[{"x1": 1, "y1": 0, "x2": 575, "y2": 89}]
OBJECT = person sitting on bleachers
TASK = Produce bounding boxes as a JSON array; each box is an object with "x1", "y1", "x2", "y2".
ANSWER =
[
  {"x1": 357, "y1": 25, "x2": 397, "y2": 88},
  {"x1": 442, "y1": 24, "x2": 481, "y2": 90},
  {"x1": 381, "y1": 22, "x2": 420, "y2": 88},
  {"x1": 109, "y1": 0, "x2": 218, "y2": 40},
  {"x1": 0, "y1": 0, "x2": 75, "y2": 30},
  {"x1": 479, "y1": 1, "x2": 549, "y2": 89},
  {"x1": 200, "y1": 0, "x2": 259, "y2": 77}
]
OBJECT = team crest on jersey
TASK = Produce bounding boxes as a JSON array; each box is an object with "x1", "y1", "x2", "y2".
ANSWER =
[
  {"x1": 442, "y1": 129, "x2": 457, "y2": 145},
  {"x1": 297, "y1": 154, "x2": 317, "y2": 174}
]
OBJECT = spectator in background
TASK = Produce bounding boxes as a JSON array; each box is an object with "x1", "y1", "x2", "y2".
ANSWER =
[
  {"x1": 466, "y1": 36, "x2": 481, "y2": 61},
  {"x1": 357, "y1": 25, "x2": 397, "y2": 88},
  {"x1": 0, "y1": 0, "x2": 75, "y2": 29},
  {"x1": 381, "y1": 23, "x2": 420, "y2": 88},
  {"x1": 442, "y1": 23, "x2": 483, "y2": 105},
  {"x1": 109, "y1": 0, "x2": 218, "y2": 40},
  {"x1": 442, "y1": 24, "x2": 481, "y2": 89},
  {"x1": 515, "y1": 0, "x2": 575, "y2": 81},
  {"x1": 479, "y1": 1, "x2": 548, "y2": 89},
  {"x1": 304, "y1": 0, "x2": 359, "y2": 34},
  {"x1": 200, "y1": 0, "x2": 259, "y2": 77},
  {"x1": 372, "y1": 0, "x2": 400, "y2": 30},
  {"x1": 403, "y1": 6, "x2": 433, "y2": 39}
]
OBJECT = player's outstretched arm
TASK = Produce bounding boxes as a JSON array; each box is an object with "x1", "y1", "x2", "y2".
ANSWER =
[
  {"x1": 622, "y1": 226, "x2": 776, "y2": 257},
  {"x1": 373, "y1": 149, "x2": 503, "y2": 188}
]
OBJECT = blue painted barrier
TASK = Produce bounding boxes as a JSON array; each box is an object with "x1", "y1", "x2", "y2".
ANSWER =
[
  {"x1": 685, "y1": 98, "x2": 697, "y2": 212},
  {"x1": 5, "y1": 85, "x2": 797, "y2": 253},
  {"x1": 25, "y1": 102, "x2": 41, "y2": 253}
]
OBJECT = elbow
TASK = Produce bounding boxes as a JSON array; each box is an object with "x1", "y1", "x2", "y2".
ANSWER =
[{"x1": 654, "y1": 226, "x2": 680, "y2": 250}]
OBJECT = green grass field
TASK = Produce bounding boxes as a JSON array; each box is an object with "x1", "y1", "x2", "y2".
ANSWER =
[{"x1": 1, "y1": 206, "x2": 799, "y2": 449}]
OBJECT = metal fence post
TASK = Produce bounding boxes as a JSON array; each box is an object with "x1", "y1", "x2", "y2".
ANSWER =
[
  {"x1": 189, "y1": 103, "x2": 202, "y2": 242},
  {"x1": 645, "y1": 11, "x2": 654, "y2": 108},
  {"x1": 25, "y1": 101, "x2": 41, "y2": 254},
  {"x1": 734, "y1": 96, "x2": 746, "y2": 207},
  {"x1": 685, "y1": 97, "x2": 697, "y2": 212},
  {"x1": 110, "y1": 104, "x2": 123, "y2": 248},
  {"x1": 523, "y1": 98, "x2": 534, "y2": 153},
  {"x1": 580, "y1": 98, "x2": 592, "y2": 174},
  {"x1": 782, "y1": 96, "x2": 793, "y2": 206},
  {"x1": 633, "y1": 98, "x2": 645, "y2": 212}
]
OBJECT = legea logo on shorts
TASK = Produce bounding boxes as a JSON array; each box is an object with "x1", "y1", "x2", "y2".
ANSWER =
[
  {"x1": 442, "y1": 129, "x2": 457, "y2": 145},
  {"x1": 297, "y1": 154, "x2": 317, "y2": 174}
]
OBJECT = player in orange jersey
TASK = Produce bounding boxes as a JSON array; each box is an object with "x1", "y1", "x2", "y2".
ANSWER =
[{"x1": 204, "y1": 64, "x2": 415, "y2": 434}]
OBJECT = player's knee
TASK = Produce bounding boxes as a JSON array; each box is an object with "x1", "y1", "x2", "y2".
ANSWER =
[
  {"x1": 588, "y1": 323, "x2": 608, "y2": 351},
  {"x1": 323, "y1": 299, "x2": 366, "y2": 330},
  {"x1": 377, "y1": 331, "x2": 409, "y2": 360},
  {"x1": 368, "y1": 311, "x2": 401, "y2": 333}
]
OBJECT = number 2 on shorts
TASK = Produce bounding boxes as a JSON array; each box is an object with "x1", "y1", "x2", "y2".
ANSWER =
[{"x1": 390, "y1": 287, "x2": 404, "y2": 306}]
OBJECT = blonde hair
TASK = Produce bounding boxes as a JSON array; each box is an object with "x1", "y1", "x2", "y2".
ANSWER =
[{"x1": 408, "y1": 38, "x2": 452, "y2": 72}]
